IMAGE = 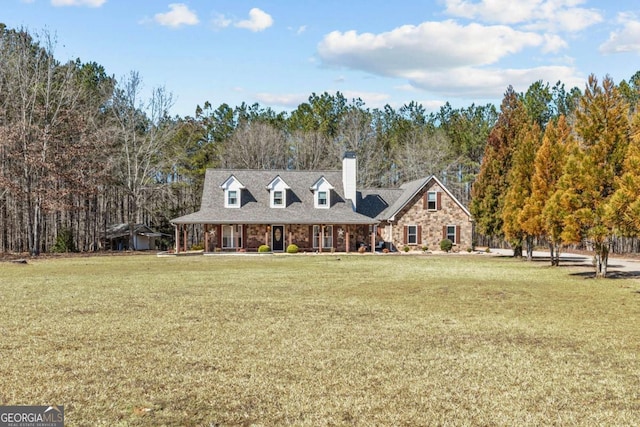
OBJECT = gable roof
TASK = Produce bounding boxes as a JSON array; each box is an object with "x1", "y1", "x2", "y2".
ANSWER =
[
  {"x1": 382, "y1": 175, "x2": 472, "y2": 221},
  {"x1": 171, "y1": 169, "x2": 472, "y2": 225},
  {"x1": 172, "y1": 169, "x2": 376, "y2": 225}
]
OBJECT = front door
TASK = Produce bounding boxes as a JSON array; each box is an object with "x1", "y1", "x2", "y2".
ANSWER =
[{"x1": 272, "y1": 225, "x2": 284, "y2": 252}]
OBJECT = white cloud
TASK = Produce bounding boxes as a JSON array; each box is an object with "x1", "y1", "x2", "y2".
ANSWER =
[
  {"x1": 404, "y1": 65, "x2": 584, "y2": 98},
  {"x1": 51, "y1": 0, "x2": 106, "y2": 7},
  {"x1": 317, "y1": 19, "x2": 586, "y2": 101},
  {"x1": 443, "y1": 0, "x2": 602, "y2": 33},
  {"x1": 235, "y1": 8, "x2": 273, "y2": 32},
  {"x1": 318, "y1": 20, "x2": 545, "y2": 75},
  {"x1": 254, "y1": 92, "x2": 307, "y2": 108},
  {"x1": 212, "y1": 13, "x2": 232, "y2": 30},
  {"x1": 154, "y1": 3, "x2": 199, "y2": 29},
  {"x1": 599, "y1": 13, "x2": 640, "y2": 54}
]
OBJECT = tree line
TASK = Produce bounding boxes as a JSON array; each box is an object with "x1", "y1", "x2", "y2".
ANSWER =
[
  {"x1": 471, "y1": 73, "x2": 640, "y2": 278},
  {"x1": 1, "y1": 24, "x2": 638, "y2": 271},
  {"x1": 0, "y1": 25, "x2": 498, "y2": 255}
]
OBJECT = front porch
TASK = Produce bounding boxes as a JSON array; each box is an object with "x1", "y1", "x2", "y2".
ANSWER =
[{"x1": 173, "y1": 223, "x2": 381, "y2": 254}]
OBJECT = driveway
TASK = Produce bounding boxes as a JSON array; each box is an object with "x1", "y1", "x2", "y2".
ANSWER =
[{"x1": 487, "y1": 247, "x2": 640, "y2": 279}]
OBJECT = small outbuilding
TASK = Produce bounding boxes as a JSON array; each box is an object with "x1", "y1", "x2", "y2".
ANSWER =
[{"x1": 102, "y1": 223, "x2": 169, "y2": 251}]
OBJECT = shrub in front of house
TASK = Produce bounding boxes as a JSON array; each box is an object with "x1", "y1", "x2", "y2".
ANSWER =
[
  {"x1": 440, "y1": 239, "x2": 453, "y2": 252},
  {"x1": 286, "y1": 244, "x2": 299, "y2": 254},
  {"x1": 358, "y1": 245, "x2": 367, "y2": 253},
  {"x1": 403, "y1": 245, "x2": 410, "y2": 252},
  {"x1": 258, "y1": 245, "x2": 271, "y2": 253},
  {"x1": 422, "y1": 245, "x2": 429, "y2": 252}
]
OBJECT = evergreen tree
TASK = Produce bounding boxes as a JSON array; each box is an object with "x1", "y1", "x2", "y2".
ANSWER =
[
  {"x1": 521, "y1": 116, "x2": 573, "y2": 265},
  {"x1": 606, "y1": 110, "x2": 640, "y2": 237},
  {"x1": 502, "y1": 122, "x2": 541, "y2": 259},
  {"x1": 554, "y1": 75, "x2": 630, "y2": 278},
  {"x1": 470, "y1": 86, "x2": 528, "y2": 249}
]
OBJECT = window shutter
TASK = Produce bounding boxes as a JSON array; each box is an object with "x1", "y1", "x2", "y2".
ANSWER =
[
  {"x1": 423, "y1": 193, "x2": 427, "y2": 209},
  {"x1": 456, "y1": 226, "x2": 460, "y2": 244},
  {"x1": 442, "y1": 225, "x2": 446, "y2": 240},
  {"x1": 437, "y1": 192, "x2": 442, "y2": 210},
  {"x1": 216, "y1": 225, "x2": 222, "y2": 248},
  {"x1": 403, "y1": 226, "x2": 408, "y2": 244},
  {"x1": 417, "y1": 225, "x2": 422, "y2": 243},
  {"x1": 309, "y1": 226, "x2": 314, "y2": 248}
]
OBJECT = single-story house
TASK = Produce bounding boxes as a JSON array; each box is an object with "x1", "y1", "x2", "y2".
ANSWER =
[
  {"x1": 102, "y1": 223, "x2": 168, "y2": 251},
  {"x1": 171, "y1": 152, "x2": 473, "y2": 253}
]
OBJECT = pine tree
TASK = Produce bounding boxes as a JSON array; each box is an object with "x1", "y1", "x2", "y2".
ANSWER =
[
  {"x1": 606, "y1": 110, "x2": 640, "y2": 236},
  {"x1": 520, "y1": 116, "x2": 573, "y2": 265},
  {"x1": 554, "y1": 75, "x2": 630, "y2": 278},
  {"x1": 470, "y1": 87, "x2": 528, "y2": 248},
  {"x1": 502, "y1": 122, "x2": 541, "y2": 259}
]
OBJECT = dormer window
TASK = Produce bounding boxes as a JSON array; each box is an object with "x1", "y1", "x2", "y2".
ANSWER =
[
  {"x1": 220, "y1": 175, "x2": 245, "y2": 208},
  {"x1": 273, "y1": 190, "x2": 284, "y2": 207},
  {"x1": 310, "y1": 176, "x2": 334, "y2": 209},
  {"x1": 317, "y1": 191, "x2": 328, "y2": 207},
  {"x1": 266, "y1": 176, "x2": 290, "y2": 208},
  {"x1": 227, "y1": 190, "x2": 239, "y2": 207}
]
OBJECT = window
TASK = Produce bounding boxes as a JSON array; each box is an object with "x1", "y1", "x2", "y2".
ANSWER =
[
  {"x1": 317, "y1": 191, "x2": 328, "y2": 207},
  {"x1": 407, "y1": 225, "x2": 418, "y2": 244},
  {"x1": 310, "y1": 176, "x2": 333, "y2": 208},
  {"x1": 222, "y1": 225, "x2": 243, "y2": 248},
  {"x1": 220, "y1": 175, "x2": 245, "y2": 208},
  {"x1": 427, "y1": 192, "x2": 437, "y2": 210},
  {"x1": 446, "y1": 225, "x2": 456, "y2": 244},
  {"x1": 227, "y1": 190, "x2": 238, "y2": 207},
  {"x1": 312, "y1": 225, "x2": 333, "y2": 248},
  {"x1": 273, "y1": 190, "x2": 284, "y2": 207},
  {"x1": 267, "y1": 176, "x2": 289, "y2": 208}
]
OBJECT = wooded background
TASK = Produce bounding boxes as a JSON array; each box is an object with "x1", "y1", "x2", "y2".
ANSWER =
[{"x1": 1, "y1": 25, "x2": 639, "y2": 267}]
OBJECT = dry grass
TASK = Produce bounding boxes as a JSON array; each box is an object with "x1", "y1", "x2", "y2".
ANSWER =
[{"x1": 1, "y1": 253, "x2": 639, "y2": 426}]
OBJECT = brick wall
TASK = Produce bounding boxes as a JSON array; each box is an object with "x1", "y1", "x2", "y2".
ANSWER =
[{"x1": 379, "y1": 182, "x2": 473, "y2": 251}]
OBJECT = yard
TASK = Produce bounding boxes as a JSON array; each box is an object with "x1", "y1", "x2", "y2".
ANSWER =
[{"x1": 1, "y1": 253, "x2": 639, "y2": 426}]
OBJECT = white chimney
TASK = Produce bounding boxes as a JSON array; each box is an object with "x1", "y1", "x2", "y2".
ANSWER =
[{"x1": 342, "y1": 151, "x2": 357, "y2": 211}]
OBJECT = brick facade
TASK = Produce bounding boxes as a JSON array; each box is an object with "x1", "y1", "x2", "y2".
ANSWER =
[{"x1": 378, "y1": 182, "x2": 473, "y2": 251}]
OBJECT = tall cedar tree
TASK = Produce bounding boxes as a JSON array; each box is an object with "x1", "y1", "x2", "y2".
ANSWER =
[
  {"x1": 521, "y1": 116, "x2": 573, "y2": 265},
  {"x1": 501, "y1": 122, "x2": 541, "y2": 259},
  {"x1": 606, "y1": 109, "x2": 640, "y2": 236},
  {"x1": 554, "y1": 75, "x2": 629, "y2": 278},
  {"x1": 470, "y1": 87, "x2": 528, "y2": 248}
]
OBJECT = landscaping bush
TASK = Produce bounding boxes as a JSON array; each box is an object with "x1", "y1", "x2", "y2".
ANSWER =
[
  {"x1": 440, "y1": 238, "x2": 453, "y2": 252},
  {"x1": 258, "y1": 245, "x2": 271, "y2": 253},
  {"x1": 403, "y1": 245, "x2": 410, "y2": 252},
  {"x1": 358, "y1": 245, "x2": 367, "y2": 253},
  {"x1": 286, "y1": 244, "x2": 299, "y2": 254}
]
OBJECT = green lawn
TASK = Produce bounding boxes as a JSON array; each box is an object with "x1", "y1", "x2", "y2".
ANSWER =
[{"x1": 1, "y1": 254, "x2": 639, "y2": 426}]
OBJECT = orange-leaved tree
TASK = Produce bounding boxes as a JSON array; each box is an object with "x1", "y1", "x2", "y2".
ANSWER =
[
  {"x1": 521, "y1": 116, "x2": 574, "y2": 265},
  {"x1": 502, "y1": 121, "x2": 541, "y2": 259},
  {"x1": 606, "y1": 109, "x2": 640, "y2": 238},
  {"x1": 553, "y1": 75, "x2": 630, "y2": 278}
]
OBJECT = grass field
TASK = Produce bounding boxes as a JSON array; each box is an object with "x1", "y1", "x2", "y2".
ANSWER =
[{"x1": 1, "y1": 253, "x2": 639, "y2": 426}]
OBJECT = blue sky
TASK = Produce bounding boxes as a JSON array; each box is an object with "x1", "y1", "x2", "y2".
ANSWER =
[{"x1": 3, "y1": 0, "x2": 640, "y2": 117}]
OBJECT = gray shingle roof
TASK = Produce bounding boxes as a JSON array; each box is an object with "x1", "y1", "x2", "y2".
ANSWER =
[
  {"x1": 171, "y1": 170, "x2": 472, "y2": 225},
  {"x1": 172, "y1": 169, "x2": 378, "y2": 225}
]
